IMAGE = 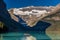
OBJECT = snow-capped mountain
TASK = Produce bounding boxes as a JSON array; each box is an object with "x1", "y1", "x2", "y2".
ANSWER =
[
  {"x1": 8, "y1": 6, "x2": 60, "y2": 27},
  {"x1": 8, "y1": 6, "x2": 54, "y2": 16}
]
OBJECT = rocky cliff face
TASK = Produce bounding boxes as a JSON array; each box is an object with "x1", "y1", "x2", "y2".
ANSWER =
[{"x1": 8, "y1": 6, "x2": 60, "y2": 27}]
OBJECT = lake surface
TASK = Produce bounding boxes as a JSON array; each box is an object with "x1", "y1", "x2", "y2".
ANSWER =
[{"x1": 2, "y1": 31, "x2": 51, "y2": 40}]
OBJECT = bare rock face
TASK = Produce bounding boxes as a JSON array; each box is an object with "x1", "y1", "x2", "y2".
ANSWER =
[
  {"x1": 8, "y1": 6, "x2": 51, "y2": 27},
  {"x1": 8, "y1": 5, "x2": 60, "y2": 27}
]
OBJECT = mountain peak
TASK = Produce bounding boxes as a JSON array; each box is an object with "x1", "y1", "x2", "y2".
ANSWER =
[{"x1": 8, "y1": 5, "x2": 60, "y2": 27}]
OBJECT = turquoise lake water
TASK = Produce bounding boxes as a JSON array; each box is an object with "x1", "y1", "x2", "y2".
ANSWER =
[{"x1": 2, "y1": 31, "x2": 51, "y2": 40}]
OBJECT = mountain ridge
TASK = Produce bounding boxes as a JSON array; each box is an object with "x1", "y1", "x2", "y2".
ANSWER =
[{"x1": 8, "y1": 5, "x2": 60, "y2": 27}]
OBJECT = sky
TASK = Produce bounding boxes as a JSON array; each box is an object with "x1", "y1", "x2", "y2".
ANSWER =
[{"x1": 4, "y1": 0, "x2": 60, "y2": 9}]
